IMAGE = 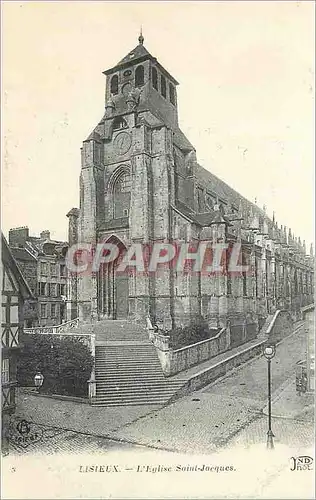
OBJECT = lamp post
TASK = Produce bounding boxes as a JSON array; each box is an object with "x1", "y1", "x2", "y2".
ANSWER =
[
  {"x1": 34, "y1": 372, "x2": 44, "y2": 393},
  {"x1": 263, "y1": 343, "x2": 276, "y2": 449}
]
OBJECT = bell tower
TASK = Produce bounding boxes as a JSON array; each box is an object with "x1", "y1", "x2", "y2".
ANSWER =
[
  {"x1": 102, "y1": 32, "x2": 179, "y2": 129},
  {"x1": 78, "y1": 33, "x2": 195, "y2": 327}
]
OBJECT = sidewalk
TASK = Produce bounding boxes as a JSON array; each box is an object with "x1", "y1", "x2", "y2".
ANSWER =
[{"x1": 263, "y1": 378, "x2": 314, "y2": 421}]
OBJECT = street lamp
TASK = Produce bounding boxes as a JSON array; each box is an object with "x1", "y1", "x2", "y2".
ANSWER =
[
  {"x1": 263, "y1": 343, "x2": 276, "y2": 449},
  {"x1": 34, "y1": 372, "x2": 44, "y2": 393}
]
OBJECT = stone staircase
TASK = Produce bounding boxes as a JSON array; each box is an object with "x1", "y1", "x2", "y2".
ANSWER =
[
  {"x1": 94, "y1": 319, "x2": 150, "y2": 344},
  {"x1": 91, "y1": 320, "x2": 186, "y2": 406}
]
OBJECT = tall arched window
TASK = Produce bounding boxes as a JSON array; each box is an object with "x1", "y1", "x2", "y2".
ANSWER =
[
  {"x1": 113, "y1": 170, "x2": 131, "y2": 219},
  {"x1": 135, "y1": 65, "x2": 144, "y2": 87},
  {"x1": 110, "y1": 75, "x2": 119, "y2": 95},
  {"x1": 151, "y1": 67, "x2": 158, "y2": 90},
  {"x1": 169, "y1": 83, "x2": 175, "y2": 105},
  {"x1": 161, "y1": 75, "x2": 166, "y2": 98}
]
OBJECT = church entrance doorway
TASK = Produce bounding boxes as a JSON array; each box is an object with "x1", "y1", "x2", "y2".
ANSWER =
[{"x1": 98, "y1": 236, "x2": 129, "y2": 319}]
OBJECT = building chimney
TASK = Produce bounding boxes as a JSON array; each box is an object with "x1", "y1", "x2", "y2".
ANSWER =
[
  {"x1": 9, "y1": 227, "x2": 29, "y2": 247},
  {"x1": 40, "y1": 230, "x2": 50, "y2": 240}
]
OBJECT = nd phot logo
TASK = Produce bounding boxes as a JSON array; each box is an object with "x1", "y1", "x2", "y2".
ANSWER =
[{"x1": 290, "y1": 456, "x2": 314, "y2": 471}]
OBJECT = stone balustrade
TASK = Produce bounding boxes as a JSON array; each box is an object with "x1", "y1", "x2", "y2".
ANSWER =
[
  {"x1": 24, "y1": 317, "x2": 79, "y2": 335},
  {"x1": 146, "y1": 315, "x2": 230, "y2": 376}
]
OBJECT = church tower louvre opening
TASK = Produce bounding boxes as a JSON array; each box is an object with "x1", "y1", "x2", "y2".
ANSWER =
[{"x1": 71, "y1": 32, "x2": 314, "y2": 350}]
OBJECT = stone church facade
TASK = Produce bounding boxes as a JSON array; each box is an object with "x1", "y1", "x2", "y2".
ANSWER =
[{"x1": 68, "y1": 35, "x2": 314, "y2": 338}]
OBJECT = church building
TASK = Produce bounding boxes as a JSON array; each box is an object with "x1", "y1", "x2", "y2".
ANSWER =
[{"x1": 68, "y1": 34, "x2": 314, "y2": 341}]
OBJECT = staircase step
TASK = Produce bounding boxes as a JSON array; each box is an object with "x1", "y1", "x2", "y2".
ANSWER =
[
  {"x1": 95, "y1": 375, "x2": 166, "y2": 379},
  {"x1": 95, "y1": 387, "x2": 184, "y2": 392},
  {"x1": 96, "y1": 386, "x2": 178, "y2": 390},
  {"x1": 95, "y1": 364, "x2": 162, "y2": 369},
  {"x1": 92, "y1": 401, "x2": 164, "y2": 407},
  {"x1": 95, "y1": 372, "x2": 165, "y2": 377},
  {"x1": 92, "y1": 396, "x2": 172, "y2": 403},
  {"x1": 89, "y1": 319, "x2": 186, "y2": 407},
  {"x1": 95, "y1": 359, "x2": 161, "y2": 362}
]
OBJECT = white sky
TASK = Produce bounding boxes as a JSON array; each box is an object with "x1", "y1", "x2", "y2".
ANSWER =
[{"x1": 2, "y1": 1, "x2": 315, "y2": 250}]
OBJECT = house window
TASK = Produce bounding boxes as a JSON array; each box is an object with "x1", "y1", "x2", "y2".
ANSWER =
[
  {"x1": 151, "y1": 66, "x2": 158, "y2": 90},
  {"x1": 161, "y1": 75, "x2": 166, "y2": 98},
  {"x1": 51, "y1": 303, "x2": 57, "y2": 318},
  {"x1": 51, "y1": 284, "x2": 57, "y2": 297},
  {"x1": 50, "y1": 263, "x2": 57, "y2": 276},
  {"x1": 60, "y1": 264, "x2": 66, "y2": 277},
  {"x1": 110, "y1": 74, "x2": 118, "y2": 95},
  {"x1": 135, "y1": 65, "x2": 144, "y2": 87},
  {"x1": 41, "y1": 262, "x2": 48, "y2": 275},
  {"x1": 39, "y1": 282, "x2": 46, "y2": 296},
  {"x1": 169, "y1": 83, "x2": 175, "y2": 105},
  {"x1": 40, "y1": 304, "x2": 47, "y2": 318},
  {"x1": 60, "y1": 284, "x2": 66, "y2": 296},
  {"x1": 113, "y1": 171, "x2": 131, "y2": 219},
  {"x1": 1, "y1": 358, "x2": 9, "y2": 384},
  {"x1": 47, "y1": 283, "x2": 51, "y2": 297}
]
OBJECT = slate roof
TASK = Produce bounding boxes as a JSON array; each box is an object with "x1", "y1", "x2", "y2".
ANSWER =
[
  {"x1": 117, "y1": 43, "x2": 152, "y2": 66},
  {"x1": 84, "y1": 130, "x2": 103, "y2": 143},
  {"x1": 1, "y1": 233, "x2": 34, "y2": 299},
  {"x1": 194, "y1": 211, "x2": 232, "y2": 227},
  {"x1": 25, "y1": 236, "x2": 68, "y2": 257},
  {"x1": 194, "y1": 163, "x2": 267, "y2": 221},
  {"x1": 103, "y1": 42, "x2": 179, "y2": 85},
  {"x1": 10, "y1": 247, "x2": 36, "y2": 262}
]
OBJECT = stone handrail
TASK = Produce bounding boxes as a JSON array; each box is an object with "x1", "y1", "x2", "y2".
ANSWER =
[
  {"x1": 266, "y1": 310, "x2": 281, "y2": 335},
  {"x1": 152, "y1": 324, "x2": 230, "y2": 376},
  {"x1": 153, "y1": 333, "x2": 171, "y2": 351},
  {"x1": 172, "y1": 327, "x2": 227, "y2": 355},
  {"x1": 262, "y1": 309, "x2": 294, "y2": 343},
  {"x1": 24, "y1": 317, "x2": 79, "y2": 335}
]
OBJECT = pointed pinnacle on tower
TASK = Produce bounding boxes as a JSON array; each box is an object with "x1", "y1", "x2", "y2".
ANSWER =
[{"x1": 138, "y1": 26, "x2": 144, "y2": 45}]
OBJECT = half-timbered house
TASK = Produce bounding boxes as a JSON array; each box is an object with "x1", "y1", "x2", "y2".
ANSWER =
[{"x1": 1, "y1": 233, "x2": 35, "y2": 454}]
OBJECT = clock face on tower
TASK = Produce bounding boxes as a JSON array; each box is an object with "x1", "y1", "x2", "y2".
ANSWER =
[{"x1": 114, "y1": 131, "x2": 132, "y2": 156}]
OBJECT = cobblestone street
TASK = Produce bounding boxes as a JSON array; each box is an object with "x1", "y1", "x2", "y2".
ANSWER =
[
  {"x1": 6, "y1": 322, "x2": 313, "y2": 458},
  {"x1": 101, "y1": 323, "x2": 314, "y2": 454},
  {"x1": 7, "y1": 415, "x2": 138, "y2": 456},
  {"x1": 3, "y1": 323, "x2": 314, "y2": 499}
]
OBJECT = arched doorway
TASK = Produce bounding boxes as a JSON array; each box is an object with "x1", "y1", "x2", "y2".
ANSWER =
[{"x1": 98, "y1": 236, "x2": 129, "y2": 319}]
